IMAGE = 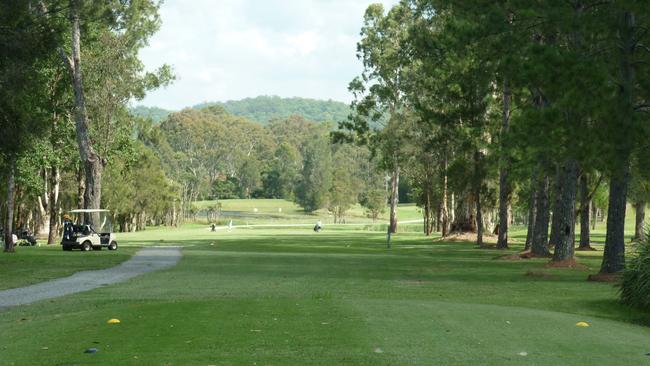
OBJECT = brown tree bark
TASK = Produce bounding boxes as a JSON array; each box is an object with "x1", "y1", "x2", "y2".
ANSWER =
[
  {"x1": 552, "y1": 159, "x2": 578, "y2": 262},
  {"x1": 578, "y1": 173, "x2": 593, "y2": 250},
  {"x1": 633, "y1": 201, "x2": 645, "y2": 242},
  {"x1": 77, "y1": 165, "x2": 85, "y2": 209},
  {"x1": 601, "y1": 166, "x2": 630, "y2": 273},
  {"x1": 525, "y1": 174, "x2": 537, "y2": 251},
  {"x1": 4, "y1": 159, "x2": 16, "y2": 253},
  {"x1": 452, "y1": 193, "x2": 476, "y2": 233},
  {"x1": 497, "y1": 78, "x2": 511, "y2": 249},
  {"x1": 549, "y1": 164, "x2": 563, "y2": 247},
  {"x1": 47, "y1": 166, "x2": 61, "y2": 244},
  {"x1": 531, "y1": 172, "x2": 551, "y2": 257},
  {"x1": 440, "y1": 153, "x2": 449, "y2": 236},
  {"x1": 474, "y1": 151, "x2": 485, "y2": 248}
]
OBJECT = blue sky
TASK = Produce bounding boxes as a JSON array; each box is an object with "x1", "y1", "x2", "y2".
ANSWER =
[{"x1": 137, "y1": 0, "x2": 399, "y2": 110}]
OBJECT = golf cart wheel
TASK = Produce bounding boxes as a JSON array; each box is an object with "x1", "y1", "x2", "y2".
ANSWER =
[
  {"x1": 108, "y1": 241, "x2": 118, "y2": 251},
  {"x1": 81, "y1": 241, "x2": 92, "y2": 252}
]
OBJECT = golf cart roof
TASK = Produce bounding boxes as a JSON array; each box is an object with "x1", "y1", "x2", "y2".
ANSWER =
[{"x1": 69, "y1": 209, "x2": 110, "y2": 213}]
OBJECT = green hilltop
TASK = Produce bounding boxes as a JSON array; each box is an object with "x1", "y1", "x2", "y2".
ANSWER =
[{"x1": 132, "y1": 96, "x2": 351, "y2": 125}]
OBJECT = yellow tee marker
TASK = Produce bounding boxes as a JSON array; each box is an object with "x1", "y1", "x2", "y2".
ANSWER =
[
  {"x1": 107, "y1": 318, "x2": 121, "y2": 324},
  {"x1": 575, "y1": 321, "x2": 590, "y2": 327}
]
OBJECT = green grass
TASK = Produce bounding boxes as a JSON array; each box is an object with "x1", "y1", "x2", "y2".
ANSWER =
[
  {"x1": 191, "y1": 198, "x2": 423, "y2": 225},
  {"x1": 2, "y1": 225, "x2": 650, "y2": 365},
  {"x1": 0, "y1": 245, "x2": 136, "y2": 290}
]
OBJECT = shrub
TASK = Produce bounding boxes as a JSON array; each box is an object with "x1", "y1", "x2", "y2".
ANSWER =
[{"x1": 620, "y1": 229, "x2": 650, "y2": 310}]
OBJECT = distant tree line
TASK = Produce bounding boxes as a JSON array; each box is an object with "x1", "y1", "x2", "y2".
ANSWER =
[{"x1": 132, "y1": 96, "x2": 352, "y2": 125}]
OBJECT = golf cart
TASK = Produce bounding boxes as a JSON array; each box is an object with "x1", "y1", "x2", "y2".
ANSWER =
[{"x1": 61, "y1": 209, "x2": 117, "y2": 251}]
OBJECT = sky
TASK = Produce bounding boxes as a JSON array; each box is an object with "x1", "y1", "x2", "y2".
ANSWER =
[{"x1": 137, "y1": 0, "x2": 399, "y2": 110}]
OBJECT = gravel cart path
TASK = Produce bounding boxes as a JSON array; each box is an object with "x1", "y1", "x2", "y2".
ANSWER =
[{"x1": 0, "y1": 247, "x2": 182, "y2": 308}]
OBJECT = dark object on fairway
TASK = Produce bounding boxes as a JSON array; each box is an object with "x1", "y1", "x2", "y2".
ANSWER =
[
  {"x1": 84, "y1": 348, "x2": 98, "y2": 354},
  {"x1": 314, "y1": 220, "x2": 322, "y2": 232},
  {"x1": 211, "y1": 223, "x2": 216, "y2": 232},
  {"x1": 646, "y1": 352, "x2": 650, "y2": 356}
]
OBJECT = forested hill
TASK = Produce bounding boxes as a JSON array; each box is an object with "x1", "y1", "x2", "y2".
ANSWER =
[{"x1": 132, "y1": 96, "x2": 351, "y2": 125}]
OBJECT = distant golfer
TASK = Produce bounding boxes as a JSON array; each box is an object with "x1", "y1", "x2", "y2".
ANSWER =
[
  {"x1": 211, "y1": 223, "x2": 216, "y2": 232},
  {"x1": 314, "y1": 220, "x2": 322, "y2": 232}
]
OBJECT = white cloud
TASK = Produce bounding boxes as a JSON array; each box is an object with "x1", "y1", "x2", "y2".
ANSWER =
[{"x1": 137, "y1": 0, "x2": 399, "y2": 109}]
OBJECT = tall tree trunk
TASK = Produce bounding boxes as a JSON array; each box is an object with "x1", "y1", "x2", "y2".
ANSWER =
[
  {"x1": 47, "y1": 166, "x2": 61, "y2": 244},
  {"x1": 578, "y1": 173, "x2": 592, "y2": 250},
  {"x1": 452, "y1": 192, "x2": 476, "y2": 232},
  {"x1": 531, "y1": 172, "x2": 551, "y2": 257},
  {"x1": 525, "y1": 174, "x2": 537, "y2": 251},
  {"x1": 599, "y1": 11, "x2": 636, "y2": 275},
  {"x1": 553, "y1": 160, "x2": 578, "y2": 262},
  {"x1": 37, "y1": 168, "x2": 50, "y2": 236},
  {"x1": 497, "y1": 78, "x2": 511, "y2": 249},
  {"x1": 476, "y1": 189, "x2": 483, "y2": 247},
  {"x1": 64, "y1": 2, "x2": 103, "y2": 212},
  {"x1": 440, "y1": 153, "x2": 449, "y2": 236},
  {"x1": 474, "y1": 150, "x2": 484, "y2": 247},
  {"x1": 549, "y1": 164, "x2": 563, "y2": 247},
  {"x1": 600, "y1": 166, "x2": 630, "y2": 273},
  {"x1": 77, "y1": 165, "x2": 85, "y2": 209},
  {"x1": 591, "y1": 203, "x2": 598, "y2": 230},
  {"x1": 633, "y1": 201, "x2": 646, "y2": 242},
  {"x1": 389, "y1": 166, "x2": 399, "y2": 234},
  {"x1": 4, "y1": 159, "x2": 16, "y2": 253}
]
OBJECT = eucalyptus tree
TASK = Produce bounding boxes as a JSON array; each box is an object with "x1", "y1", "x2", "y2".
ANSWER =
[
  {"x1": 342, "y1": 2, "x2": 415, "y2": 233},
  {"x1": 57, "y1": 0, "x2": 171, "y2": 212}
]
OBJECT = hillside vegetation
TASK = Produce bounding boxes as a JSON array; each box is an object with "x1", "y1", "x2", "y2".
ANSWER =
[{"x1": 131, "y1": 96, "x2": 350, "y2": 125}]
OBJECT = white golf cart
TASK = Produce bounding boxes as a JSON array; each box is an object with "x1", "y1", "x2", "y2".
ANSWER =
[{"x1": 61, "y1": 209, "x2": 117, "y2": 251}]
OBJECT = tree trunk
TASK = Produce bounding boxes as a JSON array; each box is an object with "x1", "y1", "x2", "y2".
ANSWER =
[
  {"x1": 600, "y1": 166, "x2": 630, "y2": 273},
  {"x1": 578, "y1": 173, "x2": 592, "y2": 249},
  {"x1": 37, "y1": 168, "x2": 50, "y2": 236},
  {"x1": 47, "y1": 166, "x2": 61, "y2": 244},
  {"x1": 66, "y1": 2, "x2": 103, "y2": 211},
  {"x1": 452, "y1": 192, "x2": 476, "y2": 232},
  {"x1": 549, "y1": 164, "x2": 563, "y2": 247},
  {"x1": 525, "y1": 174, "x2": 537, "y2": 251},
  {"x1": 633, "y1": 201, "x2": 646, "y2": 242},
  {"x1": 476, "y1": 189, "x2": 484, "y2": 247},
  {"x1": 552, "y1": 160, "x2": 578, "y2": 262},
  {"x1": 4, "y1": 160, "x2": 16, "y2": 253},
  {"x1": 531, "y1": 172, "x2": 551, "y2": 257},
  {"x1": 591, "y1": 203, "x2": 598, "y2": 230},
  {"x1": 474, "y1": 151, "x2": 484, "y2": 247},
  {"x1": 599, "y1": 11, "x2": 636, "y2": 275},
  {"x1": 497, "y1": 78, "x2": 511, "y2": 249},
  {"x1": 77, "y1": 165, "x2": 85, "y2": 209},
  {"x1": 389, "y1": 166, "x2": 399, "y2": 234},
  {"x1": 440, "y1": 154, "x2": 449, "y2": 236}
]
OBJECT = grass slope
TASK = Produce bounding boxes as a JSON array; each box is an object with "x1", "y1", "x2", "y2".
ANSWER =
[{"x1": 1, "y1": 227, "x2": 649, "y2": 365}]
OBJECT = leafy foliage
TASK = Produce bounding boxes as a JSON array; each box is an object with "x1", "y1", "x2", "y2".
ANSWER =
[{"x1": 620, "y1": 231, "x2": 650, "y2": 310}]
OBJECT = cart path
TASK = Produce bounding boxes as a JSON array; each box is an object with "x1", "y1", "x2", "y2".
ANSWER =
[{"x1": 0, "y1": 247, "x2": 182, "y2": 309}]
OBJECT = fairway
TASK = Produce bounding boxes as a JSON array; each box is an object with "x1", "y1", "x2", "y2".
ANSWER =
[{"x1": 2, "y1": 226, "x2": 649, "y2": 365}]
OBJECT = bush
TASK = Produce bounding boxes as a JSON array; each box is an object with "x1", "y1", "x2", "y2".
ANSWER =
[{"x1": 620, "y1": 230, "x2": 650, "y2": 310}]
